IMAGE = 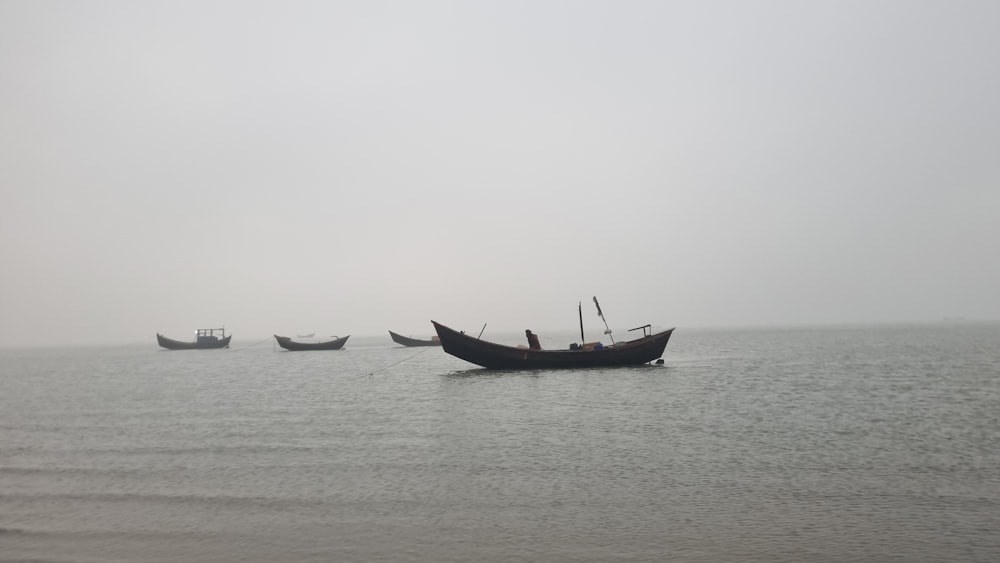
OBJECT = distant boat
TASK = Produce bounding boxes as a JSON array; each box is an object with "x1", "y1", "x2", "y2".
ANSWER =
[
  {"x1": 157, "y1": 328, "x2": 231, "y2": 350},
  {"x1": 388, "y1": 330, "x2": 441, "y2": 347},
  {"x1": 274, "y1": 334, "x2": 349, "y2": 351},
  {"x1": 431, "y1": 321, "x2": 674, "y2": 370}
]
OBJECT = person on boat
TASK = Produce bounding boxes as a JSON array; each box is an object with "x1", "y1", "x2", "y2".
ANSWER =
[{"x1": 525, "y1": 329, "x2": 541, "y2": 350}]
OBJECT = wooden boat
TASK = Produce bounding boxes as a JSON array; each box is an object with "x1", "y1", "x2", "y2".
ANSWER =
[
  {"x1": 431, "y1": 321, "x2": 674, "y2": 369},
  {"x1": 274, "y1": 334, "x2": 349, "y2": 351},
  {"x1": 157, "y1": 328, "x2": 231, "y2": 350},
  {"x1": 388, "y1": 330, "x2": 441, "y2": 347}
]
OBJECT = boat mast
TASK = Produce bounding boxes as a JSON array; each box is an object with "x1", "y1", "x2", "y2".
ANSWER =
[
  {"x1": 593, "y1": 296, "x2": 615, "y2": 344},
  {"x1": 578, "y1": 301, "x2": 585, "y2": 344}
]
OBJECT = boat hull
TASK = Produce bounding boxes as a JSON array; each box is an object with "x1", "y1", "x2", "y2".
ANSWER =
[
  {"x1": 274, "y1": 335, "x2": 349, "y2": 351},
  {"x1": 157, "y1": 333, "x2": 231, "y2": 350},
  {"x1": 431, "y1": 321, "x2": 673, "y2": 369},
  {"x1": 388, "y1": 330, "x2": 441, "y2": 347}
]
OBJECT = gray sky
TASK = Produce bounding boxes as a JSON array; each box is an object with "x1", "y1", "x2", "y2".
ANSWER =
[{"x1": 2, "y1": 0, "x2": 998, "y2": 347}]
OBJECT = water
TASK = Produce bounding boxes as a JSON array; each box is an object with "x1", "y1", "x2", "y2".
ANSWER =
[{"x1": 1, "y1": 324, "x2": 998, "y2": 562}]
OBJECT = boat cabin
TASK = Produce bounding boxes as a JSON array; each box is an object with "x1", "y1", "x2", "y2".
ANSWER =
[{"x1": 195, "y1": 327, "x2": 225, "y2": 344}]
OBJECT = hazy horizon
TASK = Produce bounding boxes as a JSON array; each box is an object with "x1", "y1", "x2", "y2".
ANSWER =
[
  {"x1": 3, "y1": 317, "x2": 996, "y2": 351},
  {"x1": 3, "y1": 1, "x2": 998, "y2": 348}
]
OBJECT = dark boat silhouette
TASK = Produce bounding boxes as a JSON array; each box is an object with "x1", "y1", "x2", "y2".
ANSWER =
[
  {"x1": 431, "y1": 321, "x2": 673, "y2": 369},
  {"x1": 157, "y1": 328, "x2": 231, "y2": 350},
  {"x1": 388, "y1": 330, "x2": 441, "y2": 347},
  {"x1": 274, "y1": 334, "x2": 349, "y2": 351}
]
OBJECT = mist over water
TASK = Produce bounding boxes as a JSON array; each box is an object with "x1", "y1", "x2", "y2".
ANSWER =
[
  {"x1": 2, "y1": 323, "x2": 998, "y2": 562},
  {"x1": 3, "y1": 5, "x2": 997, "y2": 560},
  {"x1": 3, "y1": 2, "x2": 1000, "y2": 347}
]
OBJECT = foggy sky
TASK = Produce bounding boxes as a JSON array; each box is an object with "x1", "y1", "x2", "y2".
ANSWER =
[{"x1": 2, "y1": 1, "x2": 998, "y2": 347}]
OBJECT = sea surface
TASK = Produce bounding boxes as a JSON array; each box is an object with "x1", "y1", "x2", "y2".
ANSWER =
[{"x1": 1, "y1": 324, "x2": 998, "y2": 562}]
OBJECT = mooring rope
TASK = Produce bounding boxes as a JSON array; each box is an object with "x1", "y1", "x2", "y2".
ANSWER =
[
  {"x1": 359, "y1": 347, "x2": 432, "y2": 378},
  {"x1": 231, "y1": 336, "x2": 274, "y2": 352}
]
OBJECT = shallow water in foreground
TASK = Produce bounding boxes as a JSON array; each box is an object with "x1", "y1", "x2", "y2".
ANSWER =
[{"x1": 1, "y1": 324, "x2": 998, "y2": 562}]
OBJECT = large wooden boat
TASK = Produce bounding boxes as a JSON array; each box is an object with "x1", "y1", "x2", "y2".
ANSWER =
[
  {"x1": 157, "y1": 328, "x2": 231, "y2": 350},
  {"x1": 431, "y1": 321, "x2": 674, "y2": 369},
  {"x1": 388, "y1": 330, "x2": 441, "y2": 347},
  {"x1": 274, "y1": 334, "x2": 349, "y2": 351}
]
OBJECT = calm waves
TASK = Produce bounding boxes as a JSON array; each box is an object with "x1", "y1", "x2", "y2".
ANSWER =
[{"x1": 1, "y1": 324, "x2": 998, "y2": 562}]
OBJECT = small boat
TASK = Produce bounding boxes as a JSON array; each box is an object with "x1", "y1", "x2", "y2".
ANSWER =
[
  {"x1": 431, "y1": 318, "x2": 674, "y2": 370},
  {"x1": 388, "y1": 330, "x2": 441, "y2": 347},
  {"x1": 157, "y1": 328, "x2": 231, "y2": 350},
  {"x1": 274, "y1": 334, "x2": 349, "y2": 351}
]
